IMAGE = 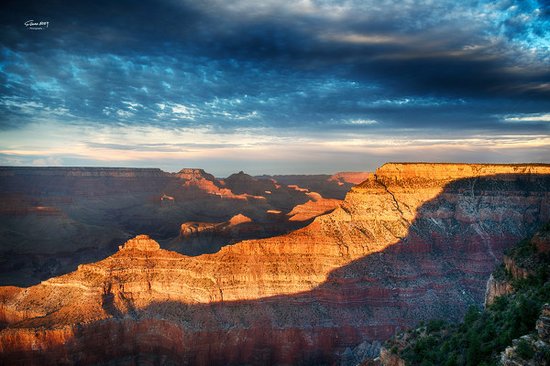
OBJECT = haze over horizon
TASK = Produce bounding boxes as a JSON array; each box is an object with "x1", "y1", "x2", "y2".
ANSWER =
[{"x1": 1, "y1": 0, "x2": 549, "y2": 176}]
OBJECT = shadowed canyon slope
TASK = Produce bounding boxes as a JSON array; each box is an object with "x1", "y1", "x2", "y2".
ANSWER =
[
  {"x1": 0, "y1": 167, "x2": 348, "y2": 286},
  {"x1": 1, "y1": 163, "x2": 550, "y2": 365}
]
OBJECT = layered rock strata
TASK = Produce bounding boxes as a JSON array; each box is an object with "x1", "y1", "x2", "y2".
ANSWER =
[
  {"x1": 287, "y1": 192, "x2": 341, "y2": 221},
  {"x1": 329, "y1": 171, "x2": 374, "y2": 185},
  {"x1": 170, "y1": 214, "x2": 268, "y2": 255},
  {"x1": 1, "y1": 163, "x2": 549, "y2": 365},
  {"x1": 0, "y1": 167, "x2": 339, "y2": 286}
]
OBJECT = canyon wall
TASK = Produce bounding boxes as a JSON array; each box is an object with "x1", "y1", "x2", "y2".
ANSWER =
[
  {"x1": 0, "y1": 167, "x2": 338, "y2": 286},
  {"x1": 0, "y1": 167, "x2": 171, "y2": 197},
  {"x1": 1, "y1": 163, "x2": 549, "y2": 365}
]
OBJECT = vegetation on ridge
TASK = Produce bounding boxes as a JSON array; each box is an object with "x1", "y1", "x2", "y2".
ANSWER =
[{"x1": 384, "y1": 223, "x2": 550, "y2": 366}]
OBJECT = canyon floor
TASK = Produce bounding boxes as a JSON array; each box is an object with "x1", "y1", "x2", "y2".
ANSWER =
[{"x1": 0, "y1": 163, "x2": 549, "y2": 365}]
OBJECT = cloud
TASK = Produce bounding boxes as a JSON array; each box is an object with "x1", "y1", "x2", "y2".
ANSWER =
[
  {"x1": 0, "y1": 120, "x2": 548, "y2": 175},
  {"x1": 503, "y1": 113, "x2": 550, "y2": 122},
  {"x1": 345, "y1": 119, "x2": 378, "y2": 125},
  {"x1": 319, "y1": 33, "x2": 405, "y2": 45},
  {"x1": 31, "y1": 156, "x2": 63, "y2": 166}
]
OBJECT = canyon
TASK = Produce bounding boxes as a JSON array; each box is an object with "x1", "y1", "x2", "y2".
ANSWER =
[
  {"x1": 0, "y1": 163, "x2": 549, "y2": 365},
  {"x1": 0, "y1": 167, "x2": 349, "y2": 286}
]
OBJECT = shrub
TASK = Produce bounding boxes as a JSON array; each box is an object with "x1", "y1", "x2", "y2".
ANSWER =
[{"x1": 515, "y1": 338, "x2": 534, "y2": 360}]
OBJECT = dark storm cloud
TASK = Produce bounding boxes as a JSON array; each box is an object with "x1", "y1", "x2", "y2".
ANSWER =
[
  {"x1": 1, "y1": 0, "x2": 549, "y2": 134},
  {"x1": 0, "y1": 0, "x2": 203, "y2": 54}
]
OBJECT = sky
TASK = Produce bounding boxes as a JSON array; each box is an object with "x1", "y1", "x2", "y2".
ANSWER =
[{"x1": 0, "y1": 0, "x2": 549, "y2": 176}]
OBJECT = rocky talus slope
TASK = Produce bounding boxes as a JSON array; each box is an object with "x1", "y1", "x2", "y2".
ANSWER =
[{"x1": 1, "y1": 163, "x2": 549, "y2": 365}]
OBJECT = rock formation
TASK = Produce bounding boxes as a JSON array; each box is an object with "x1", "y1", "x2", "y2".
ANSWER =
[
  {"x1": 484, "y1": 273, "x2": 514, "y2": 307},
  {"x1": 223, "y1": 171, "x2": 275, "y2": 196},
  {"x1": 0, "y1": 163, "x2": 549, "y2": 365},
  {"x1": 379, "y1": 348, "x2": 406, "y2": 366},
  {"x1": 0, "y1": 167, "x2": 339, "y2": 286},
  {"x1": 170, "y1": 214, "x2": 269, "y2": 255},
  {"x1": 118, "y1": 234, "x2": 161, "y2": 251},
  {"x1": 287, "y1": 192, "x2": 341, "y2": 222},
  {"x1": 329, "y1": 171, "x2": 374, "y2": 185},
  {"x1": 171, "y1": 168, "x2": 266, "y2": 201},
  {"x1": 260, "y1": 173, "x2": 359, "y2": 199},
  {"x1": 496, "y1": 224, "x2": 550, "y2": 365}
]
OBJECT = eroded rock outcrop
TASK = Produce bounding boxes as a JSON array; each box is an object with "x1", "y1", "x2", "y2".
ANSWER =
[
  {"x1": 223, "y1": 171, "x2": 275, "y2": 196},
  {"x1": 485, "y1": 273, "x2": 514, "y2": 307},
  {"x1": 261, "y1": 173, "x2": 358, "y2": 199},
  {"x1": 379, "y1": 222, "x2": 550, "y2": 366},
  {"x1": 171, "y1": 214, "x2": 263, "y2": 254},
  {"x1": 330, "y1": 171, "x2": 374, "y2": 185},
  {"x1": 171, "y1": 168, "x2": 261, "y2": 200},
  {"x1": 1, "y1": 163, "x2": 549, "y2": 365},
  {"x1": 118, "y1": 234, "x2": 161, "y2": 251},
  {"x1": 379, "y1": 348, "x2": 406, "y2": 366},
  {"x1": 287, "y1": 192, "x2": 341, "y2": 222}
]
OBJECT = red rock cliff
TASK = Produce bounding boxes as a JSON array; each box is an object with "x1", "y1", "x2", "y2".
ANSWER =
[{"x1": 1, "y1": 163, "x2": 549, "y2": 365}]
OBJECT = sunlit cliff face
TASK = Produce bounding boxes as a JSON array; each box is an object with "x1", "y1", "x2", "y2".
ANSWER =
[{"x1": 2, "y1": 163, "x2": 549, "y2": 311}]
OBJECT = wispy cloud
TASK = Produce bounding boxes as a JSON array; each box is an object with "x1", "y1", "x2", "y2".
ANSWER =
[
  {"x1": 320, "y1": 33, "x2": 405, "y2": 45},
  {"x1": 345, "y1": 119, "x2": 379, "y2": 125},
  {"x1": 0, "y1": 121, "x2": 548, "y2": 175},
  {"x1": 503, "y1": 113, "x2": 550, "y2": 122}
]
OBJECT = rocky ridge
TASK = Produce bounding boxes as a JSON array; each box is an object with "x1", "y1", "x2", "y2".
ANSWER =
[
  {"x1": 173, "y1": 168, "x2": 265, "y2": 200},
  {"x1": 1, "y1": 163, "x2": 549, "y2": 365}
]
